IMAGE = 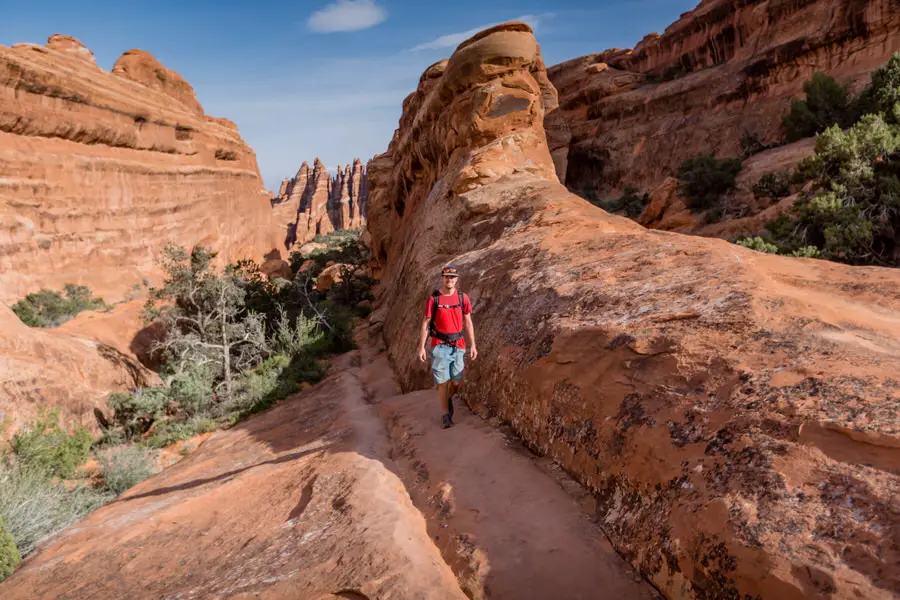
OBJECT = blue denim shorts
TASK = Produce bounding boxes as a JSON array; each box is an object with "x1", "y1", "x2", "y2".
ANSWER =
[{"x1": 431, "y1": 344, "x2": 465, "y2": 385}]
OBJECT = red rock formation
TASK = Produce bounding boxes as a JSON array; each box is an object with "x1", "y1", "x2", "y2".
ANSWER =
[
  {"x1": 112, "y1": 49, "x2": 204, "y2": 116},
  {"x1": 272, "y1": 157, "x2": 369, "y2": 248},
  {"x1": 549, "y1": 0, "x2": 900, "y2": 208},
  {"x1": 0, "y1": 34, "x2": 280, "y2": 305},
  {"x1": 367, "y1": 22, "x2": 900, "y2": 600},
  {"x1": 0, "y1": 358, "x2": 468, "y2": 599},
  {"x1": 0, "y1": 301, "x2": 155, "y2": 438}
]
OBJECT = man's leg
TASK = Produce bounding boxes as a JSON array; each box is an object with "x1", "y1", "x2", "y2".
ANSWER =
[
  {"x1": 447, "y1": 347, "x2": 465, "y2": 422},
  {"x1": 431, "y1": 345, "x2": 453, "y2": 428},
  {"x1": 438, "y1": 381, "x2": 451, "y2": 414}
]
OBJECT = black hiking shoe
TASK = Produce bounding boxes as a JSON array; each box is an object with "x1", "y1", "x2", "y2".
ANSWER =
[{"x1": 442, "y1": 413, "x2": 453, "y2": 429}]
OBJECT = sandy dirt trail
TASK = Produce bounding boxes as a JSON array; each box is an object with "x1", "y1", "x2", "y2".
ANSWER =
[{"x1": 350, "y1": 338, "x2": 658, "y2": 600}]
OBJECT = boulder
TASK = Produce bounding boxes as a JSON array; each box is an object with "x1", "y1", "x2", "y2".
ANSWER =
[{"x1": 314, "y1": 263, "x2": 351, "y2": 292}]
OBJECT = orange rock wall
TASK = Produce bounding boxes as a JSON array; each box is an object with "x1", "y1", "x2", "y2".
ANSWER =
[
  {"x1": 367, "y1": 22, "x2": 900, "y2": 600},
  {"x1": 0, "y1": 36, "x2": 280, "y2": 304},
  {"x1": 549, "y1": 0, "x2": 900, "y2": 199}
]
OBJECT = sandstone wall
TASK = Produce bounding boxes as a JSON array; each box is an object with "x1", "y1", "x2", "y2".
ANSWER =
[
  {"x1": 0, "y1": 35, "x2": 280, "y2": 304},
  {"x1": 549, "y1": 0, "x2": 900, "y2": 202},
  {"x1": 367, "y1": 23, "x2": 900, "y2": 600}
]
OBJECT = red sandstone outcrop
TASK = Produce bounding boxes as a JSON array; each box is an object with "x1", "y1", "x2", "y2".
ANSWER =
[
  {"x1": 112, "y1": 49, "x2": 204, "y2": 116},
  {"x1": 549, "y1": 0, "x2": 900, "y2": 212},
  {"x1": 0, "y1": 301, "x2": 155, "y2": 438},
  {"x1": 0, "y1": 34, "x2": 279, "y2": 305},
  {"x1": 0, "y1": 357, "x2": 468, "y2": 599},
  {"x1": 271, "y1": 157, "x2": 369, "y2": 249},
  {"x1": 366, "y1": 22, "x2": 900, "y2": 599}
]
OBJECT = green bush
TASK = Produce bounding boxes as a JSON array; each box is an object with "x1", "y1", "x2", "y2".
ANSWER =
[
  {"x1": 600, "y1": 186, "x2": 650, "y2": 218},
  {"x1": 107, "y1": 388, "x2": 170, "y2": 440},
  {"x1": 677, "y1": 154, "x2": 743, "y2": 212},
  {"x1": 861, "y1": 52, "x2": 900, "y2": 122},
  {"x1": 0, "y1": 464, "x2": 110, "y2": 556},
  {"x1": 762, "y1": 114, "x2": 900, "y2": 264},
  {"x1": 782, "y1": 72, "x2": 855, "y2": 142},
  {"x1": 97, "y1": 446, "x2": 158, "y2": 496},
  {"x1": 11, "y1": 284, "x2": 108, "y2": 328},
  {"x1": 0, "y1": 514, "x2": 20, "y2": 582},
  {"x1": 752, "y1": 171, "x2": 792, "y2": 200},
  {"x1": 10, "y1": 410, "x2": 92, "y2": 479},
  {"x1": 142, "y1": 417, "x2": 218, "y2": 449},
  {"x1": 736, "y1": 237, "x2": 780, "y2": 254}
]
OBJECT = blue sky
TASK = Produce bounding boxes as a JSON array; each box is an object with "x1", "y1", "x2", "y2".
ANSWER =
[{"x1": 1, "y1": 0, "x2": 698, "y2": 190}]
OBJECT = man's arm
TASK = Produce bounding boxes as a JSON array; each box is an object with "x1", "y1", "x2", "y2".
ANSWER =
[
  {"x1": 418, "y1": 315, "x2": 430, "y2": 362},
  {"x1": 464, "y1": 313, "x2": 477, "y2": 360}
]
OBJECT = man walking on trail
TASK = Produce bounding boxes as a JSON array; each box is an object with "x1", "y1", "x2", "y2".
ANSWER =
[{"x1": 417, "y1": 266, "x2": 477, "y2": 429}]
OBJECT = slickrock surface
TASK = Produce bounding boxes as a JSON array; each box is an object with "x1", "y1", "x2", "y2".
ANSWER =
[
  {"x1": 0, "y1": 338, "x2": 654, "y2": 599},
  {"x1": 272, "y1": 157, "x2": 368, "y2": 249},
  {"x1": 549, "y1": 0, "x2": 900, "y2": 206},
  {"x1": 0, "y1": 35, "x2": 279, "y2": 304},
  {"x1": 0, "y1": 301, "x2": 155, "y2": 438},
  {"x1": 366, "y1": 22, "x2": 900, "y2": 599}
]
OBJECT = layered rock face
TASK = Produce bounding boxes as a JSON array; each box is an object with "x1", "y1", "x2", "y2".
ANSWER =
[
  {"x1": 549, "y1": 0, "x2": 900, "y2": 203},
  {"x1": 272, "y1": 157, "x2": 368, "y2": 249},
  {"x1": 0, "y1": 35, "x2": 279, "y2": 304},
  {"x1": 367, "y1": 22, "x2": 900, "y2": 600},
  {"x1": 0, "y1": 301, "x2": 155, "y2": 438}
]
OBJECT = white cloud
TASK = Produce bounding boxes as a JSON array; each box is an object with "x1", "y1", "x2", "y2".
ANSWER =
[
  {"x1": 411, "y1": 14, "x2": 548, "y2": 51},
  {"x1": 307, "y1": 0, "x2": 387, "y2": 33}
]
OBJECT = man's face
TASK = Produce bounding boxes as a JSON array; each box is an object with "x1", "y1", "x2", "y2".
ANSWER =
[{"x1": 442, "y1": 275, "x2": 458, "y2": 290}]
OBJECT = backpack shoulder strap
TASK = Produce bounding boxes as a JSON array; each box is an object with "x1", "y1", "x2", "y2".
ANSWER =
[{"x1": 429, "y1": 290, "x2": 440, "y2": 333}]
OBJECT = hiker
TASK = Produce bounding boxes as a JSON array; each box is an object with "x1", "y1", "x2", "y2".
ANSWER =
[{"x1": 417, "y1": 266, "x2": 477, "y2": 429}]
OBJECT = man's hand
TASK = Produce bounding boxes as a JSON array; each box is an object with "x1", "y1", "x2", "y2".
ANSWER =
[
  {"x1": 418, "y1": 347, "x2": 428, "y2": 363},
  {"x1": 468, "y1": 345, "x2": 478, "y2": 360}
]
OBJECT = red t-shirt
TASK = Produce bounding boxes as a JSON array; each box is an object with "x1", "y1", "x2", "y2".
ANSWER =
[{"x1": 424, "y1": 292, "x2": 472, "y2": 348}]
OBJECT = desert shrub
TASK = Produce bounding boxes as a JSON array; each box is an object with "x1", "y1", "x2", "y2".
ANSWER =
[
  {"x1": 142, "y1": 417, "x2": 218, "y2": 449},
  {"x1": 10, "y1": 409, "x2": 92, "y2": 479},
  {"x1": 0, "y1": 514, "x2": 20, "y2": 582},
  {"x1": 271, "y1": 309, "x2": 324, "y2": 357},
  {"x1": 0, "y1": 464, "x2": 110, "y2": 556},
  {"x1": 11, "y1": 284, "x2": 108, "y2": 328},
  {"x1": 97, "y1": 445, "x2": 158, "y2": 496},
  {"x1": 604, "y1": 186, "x2": 650, "y2": 218},
  {"x1": 106, "y1": 388, "x2": 170, "y2": 441},
  {"x1": 752, "y1": 171, "x2": 793, "y2": 199},
  {"x1": 858, "y1": 52, "x2": 900, "y2": 123},
  {"x1": 761, "y1": 115, "x2": 900, "y2": 264},
  {"x1": 782, "y1": 72, "x2": 855, "y2": 142},
  {"x1": 736, "y1": 237, "x2": 780, "y2": 254},
  {"x1": 677, "y1": 154, "x2": 743, "y2": 213}
]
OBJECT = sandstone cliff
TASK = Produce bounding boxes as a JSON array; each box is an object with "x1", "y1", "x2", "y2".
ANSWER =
[
  {"x1": 367, "y1": 22, "x2": 900, "y2": 600},
  {"x1": 0, "y1": 34, "x2": 280, "y2": 305},
  {"x1": 272, "y1": 157, "x2": 368, "y2": 249},
  {"x1": 549, "y1": 0, "x2": 900, "y2": 215}
]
